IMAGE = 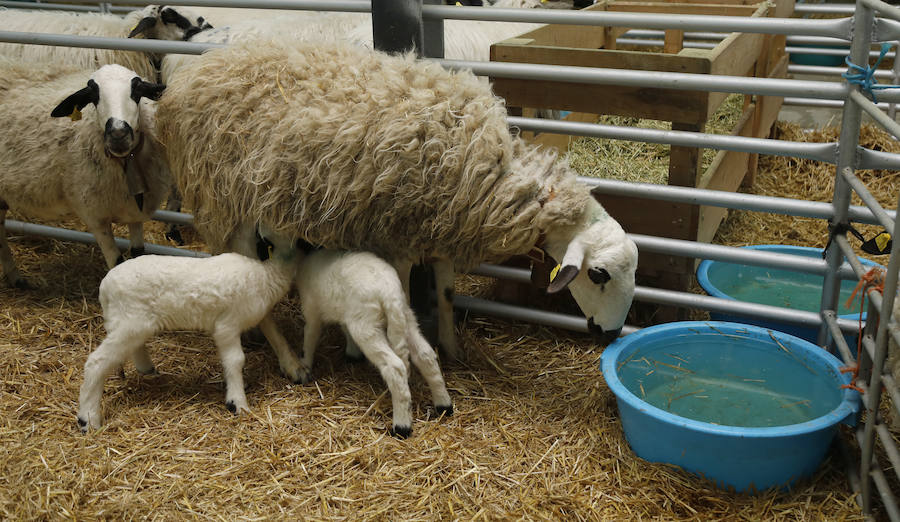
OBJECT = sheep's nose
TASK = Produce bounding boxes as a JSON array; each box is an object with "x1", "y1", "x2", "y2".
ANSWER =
[
  {"x1": 105, "y1": 119, "x2": 133, "y2": 141},
  {"x1": 588, "y1": 318, "x2": 622, "y2": 345}
]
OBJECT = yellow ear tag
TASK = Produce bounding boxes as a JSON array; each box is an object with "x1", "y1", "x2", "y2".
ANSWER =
[
  {"x1": 455, "y1": 2, "x2": 463, "y2": 5},
  {"x1": 549, "y1": 264, "x2": 561, "y2": 283},
  {"x1": 268, "y1": 244, "x2": 274, "y2": 258},
  {"x1": 877, "y1": 232, "x2": 892, "y2": 252},
  {"x1": 69, "y1": 107, "x2": 82, "y2": 122}
]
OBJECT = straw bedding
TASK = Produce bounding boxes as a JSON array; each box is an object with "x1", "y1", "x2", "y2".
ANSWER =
[{"x1": 1, "y1": 118, "x2": 892, "y2": 519}]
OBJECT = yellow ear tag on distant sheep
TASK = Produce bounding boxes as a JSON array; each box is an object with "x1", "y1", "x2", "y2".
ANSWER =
[
  {"x1": 876, "y1": 232, "x2": 892, "y2": 252},
  {"x1": 550, "y1": 264, "x2": 561, "y2": 283},
  {"x1": 268, "y1": 244, "x2": 274, "y2": 258},
  {"x1": 455, "y1": 2, "x2": 463, "y2": 5},
  {"x1": 69, "y1": 107, "x2": 82, "y2": 121}
]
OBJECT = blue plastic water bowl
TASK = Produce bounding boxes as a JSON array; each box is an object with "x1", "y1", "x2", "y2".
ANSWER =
[
  {"x1": 600, "y1": 321, "x2": 860, "y2": 492},
  {"x1": 697, "y1": 245, "x2": 882, "y2": 345}
]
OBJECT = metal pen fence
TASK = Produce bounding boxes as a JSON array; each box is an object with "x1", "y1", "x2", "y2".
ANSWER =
[{"x1": 1, "y1": 0, "x2": 899, "y2": 515}]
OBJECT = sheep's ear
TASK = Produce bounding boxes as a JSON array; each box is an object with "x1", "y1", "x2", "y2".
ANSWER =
[
  {"x1": 546, "y1": 240, "x2": 585, "y2": 293},
  {"x1": 128, "y1": 16, "x2": 158, "y2": 38},
  {"x1": 254, "y1": 226, "x2": 274, "y2": 261},
  {"x1": 547, "y1": 265, "x2": 579, "y2": 293},
  {"x1": 130, "y1": 77, "x2": 166, "y2": 102},
  {"x1": 294, "y1": 238, "x2": 319, "y2": 255},
  {"x1": 51, "y1": 80, "x2": 99, "y2": 119}
]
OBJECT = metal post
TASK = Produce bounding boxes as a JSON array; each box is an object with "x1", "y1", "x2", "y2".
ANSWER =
[
  {"x1": 817, "y1": 3, "x2": 872, "y2": 347},
  {"x1": 422, "y1": 0, "x2": 445, "y2": 59},
  {"x1": 371, "y1": 0, "x2": 424, "y2": 56}
]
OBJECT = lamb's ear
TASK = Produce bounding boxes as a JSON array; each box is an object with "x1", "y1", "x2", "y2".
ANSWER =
[
  {"x1": 51, "y1": 80, "x2": 99, "y2": 119},
  {"x1": 131, "y1": 77, "x2": 166, "y2": 102},
  {"x1": 128, "y1": 16, "x2": 158, "y2": 38},
  {"x1": 546, "y1": 241, "x2": 585, "y2": 294}
]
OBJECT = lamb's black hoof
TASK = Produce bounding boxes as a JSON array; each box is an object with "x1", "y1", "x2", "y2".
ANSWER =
[
  {"x1": 165, "y1": 227, "x2": 185, "y2": 246},
  {"x1": 436, "y1": 404, "x2": 454, "y2": 417},
  {"x1": 226, "y1": 400, "x2": 237, "y2": 414},
  {"x1": 76, "y1": 417, "x2": 87, "y2": 432},
  {"x1": 129, "y1": 247, "x2": 145, "y2": 258},
  {"x1": 390, "y1": 425, "x2": 412, "y2": 439}
]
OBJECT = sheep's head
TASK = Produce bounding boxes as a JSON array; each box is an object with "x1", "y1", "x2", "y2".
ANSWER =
[
  {"x1": 50, "y1": 65, "x2": 166, "y2": 158},
  {"x1": 128, "y1": 5, "x2": 213, "y2": 41},
  {"x1": 545, "y1": 200, "x2": 638, "y2": 344}
]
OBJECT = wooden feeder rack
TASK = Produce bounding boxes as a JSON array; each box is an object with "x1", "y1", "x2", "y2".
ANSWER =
[{"x1": 489, "y1": 0, "x2": 793, "y2": 309}]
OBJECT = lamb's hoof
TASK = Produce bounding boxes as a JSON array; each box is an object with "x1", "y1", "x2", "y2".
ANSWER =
[
  {"x1": 129, "y1": 247, "x2": 145, "y2": 258},
  {"x1": 282, "y1": 365, "x2": 312, "y2": 385},
  {"x1": 390, "y1": 425, "x2": 412, "y2": 439},
  {"x1": 226, "y1": 400, "x2": 237, "y2": 414},
  {"x1": 165, "y1": 227, "x2": 185, "y2": 246},
  {"x1": 76, "y1": 417, "x2": 87, "y2": 429},
  {"x1": 137, "y1": 366, "x2": 158, "y2": 376},
  {"x1": 436, "y1": 404, "x2": 454, "y2": 417}
]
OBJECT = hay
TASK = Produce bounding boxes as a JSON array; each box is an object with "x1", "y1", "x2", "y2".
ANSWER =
[
  {"x1": 567, "y1": 93, "x2": 747, "y2": 184},
  {"x1": 0, "y1": 209, "x2": 869, "y2": 520}
]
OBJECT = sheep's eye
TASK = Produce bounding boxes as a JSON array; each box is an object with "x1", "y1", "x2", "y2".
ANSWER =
[{"x1": 588, "y1": 267, "x2": 611, "y2": 286}]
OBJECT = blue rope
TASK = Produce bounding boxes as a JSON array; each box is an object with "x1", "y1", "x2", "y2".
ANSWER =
[{"x1": 842, "y1": 43, "x2": 900, "y2": 104}]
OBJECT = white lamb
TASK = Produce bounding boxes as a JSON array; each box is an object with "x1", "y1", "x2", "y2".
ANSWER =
[
  {"x1": 0, "y1": 5, "x2": 211, "y2": 82},
  {"x1": 295, "y1": 247, "x2": 454, "y2": 438},
  {"x1": 0, "y1": 59, "x2": 171, "y2": 288},
  {"x1": 76, "y1": 225, "x2": 299, "y2": 431}
]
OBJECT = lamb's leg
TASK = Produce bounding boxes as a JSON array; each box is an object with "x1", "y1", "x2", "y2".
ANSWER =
[
  {"x1": 212, "y1": 325, "x2": 250, "y2": 415},
  {"x1": 346, "y1": 322, "x2": 413, "y2": 438},
  {"x1": 131, "y1": 345, "x2": 156, "y2": 375},
  {"x1": 300, "y1": 313, "x2": 322, "y2": 374},
  {"x1": 78, "y1": 328, "x2": 150, "y2": 431},
  {"x1": 84, "y1": 219, "x2": 124, "y2": 268},
  {"x1": 258, "y1": 314, "x2": 311, "y2": 384},
  {"x1": 405, "y1": 316, "x2": 453, "y2": 417},
  {"x1": 127, "y1": 222, "x2": 145, "y2": 258},
  {"x1": 433, "y1": 259, "x2": 460, "y2": 360},
  {"x1": 0, "y1": 202, "x2": 26, "y2": 288}
]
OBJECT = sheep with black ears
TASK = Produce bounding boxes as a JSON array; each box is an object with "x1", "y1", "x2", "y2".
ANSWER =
[
  {"x1": 156, "y1": 40, "x2": 638, "y2": 376},
  {"x1": 0, "y1": 5, "x2": 211, "y2": 82},
  {"x1": 0, "y1": 59, "x2": 169, "y2": 287},
  {"x1": 76, "y1": 225, "x2": 299, "y2": 431},
  {"x1": 295, "y1": 246, "x2": 454, "y2": 438}
]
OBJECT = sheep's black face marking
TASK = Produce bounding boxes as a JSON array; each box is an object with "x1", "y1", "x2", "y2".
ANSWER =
[
  {"x1": 51, "y1": 79, "x2": 99, "y2": 118},
  {"x1": 588, "y1": 318, "x2": 621, "y2": 344},
  {"x1": 588, "y1": 267, "x2": 611, "y2": 287},
  {"x1": 160, "y1": 7, "x2": 195, "y2": 31},
  {"x1": 130, "y1": 77, "x2": 166, "y2": 104},
  {"x1": 128, "y1": 16, "x2": 158, "y2": 38},
  {"x1": 104, "y1": 118, "x2": 135, "y2": 156}
]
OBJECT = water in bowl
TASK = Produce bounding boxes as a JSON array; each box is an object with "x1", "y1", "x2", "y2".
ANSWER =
[
  {"x1": 617, "y1": 329, "x2": 844, "y2": 427},
  {"x1": 707, "y1": 264, "x2": 861, "y2": 314}
]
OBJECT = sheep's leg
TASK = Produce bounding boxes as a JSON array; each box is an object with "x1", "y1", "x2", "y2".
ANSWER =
[
  {"x1": 406, "y1": 319, "x2": 453, "y2": 417},
  {"x1": 346, "y1": 322, "x2": 413, "y2": 438},
  {"x1": 163, "y1": 187, "x2": 185, "y2": 245},
  {"x1": 433, "y1": 259, "x2": 460, "y2": 360},
  {"x1": 84, "y1": 219, "x2": 124, "y2": 268},
  {"x1": 78, "y1": 329, "x2": 151, "y2": 431},
  {"x1": 212, "y1": 325, "x2": 250, "y2": 415},
  {"x1": 127, "y1": 223, "x2": 145, "y2": 258},
  {"x1": 258, "y1": 314, "x2": 311, "y2": 384},
  {"x1": 0, "y1": 202, "x2": 26, "y2": 288}
]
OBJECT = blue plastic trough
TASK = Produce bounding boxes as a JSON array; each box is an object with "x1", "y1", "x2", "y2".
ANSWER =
[{"x1": 600, "y1": 321, "x2": 860, "y2": 492}]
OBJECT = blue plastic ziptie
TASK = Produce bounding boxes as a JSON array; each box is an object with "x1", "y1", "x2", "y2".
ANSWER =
[{"x1": 842, "y1": 43, "x2": 900, "y2": 104}]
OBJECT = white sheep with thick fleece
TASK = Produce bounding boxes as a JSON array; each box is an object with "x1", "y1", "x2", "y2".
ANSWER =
[
  {"x1": 76, "y1": 228, "x2": 299, "y2": 431},
  {"x1": 296, "y1": 248, "x2": 454, "y2": 438},
  {"x1": 0, "y1": 60, "x2": 170, "y2": 287}
]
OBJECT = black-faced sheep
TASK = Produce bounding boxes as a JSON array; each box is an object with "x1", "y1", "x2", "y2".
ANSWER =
[
  {"x1": 77, "y1": 225, "x2": 299, "y2": 431},
  {"x1": 0, "y1": 59, "x2": 169, "y2": 287},
  {"x1": 0, "y1": 5, "x2": 210, "y2": 82},
  {"x1": 155, "y1": 40, "x2": 638, "y2": 373}
]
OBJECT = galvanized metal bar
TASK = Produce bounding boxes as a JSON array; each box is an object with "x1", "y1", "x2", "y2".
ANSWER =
[
  {"x1": 3, "y1": 220, "x2": 208, "y2": 258},
  {"x1": 50, "y1": 0, "x2": 373, "y2": 13},
  {"x1": 864, "y1": 0, "x2": 900, "y2": 21},
  {"x1": 796, "y1": 4, "x2": 855, "y2": 16},
  {"x1": 422, "y1": 0, "x2": 444, "y2": 59},
  {"x1": 470, "y1": 264, "x2": 531, "y2": 284},
  {"x1": 839, "y1": 167, "x2": 898, "y2": 231},
  {"x1": 882, "y1": 374, "x2": 900, "y2": 436},
  {"x1": 787, "y1": 66, "x2": 893, "y2": 80},
  {"x1": 851, "y1": 90, "x2": 900, "y2": 142},
  {"x1": 823, "y1": 311, "x2": 856, "y2": 365},
  {"x1": 151, "y1": 210, "x2": 194, "y2": 227},
  {"x1": 0, "y1": 1, "x2": 104, "y2": 11},
  {"x1": 584, "y1": 178, "x2": 893, "y2": 226},
  {"x1": 453, "y1": 295, "x2": 593, "y2": 334},
  {"x1": 0, "y1": 30, "x2": 219, "y2": 54},
  {"x1": 875, "y1": 422, "x2": 900, "y2": 484},
  {"x1": 447, "y1": 59, "x2": 855, "y2": 100}
]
